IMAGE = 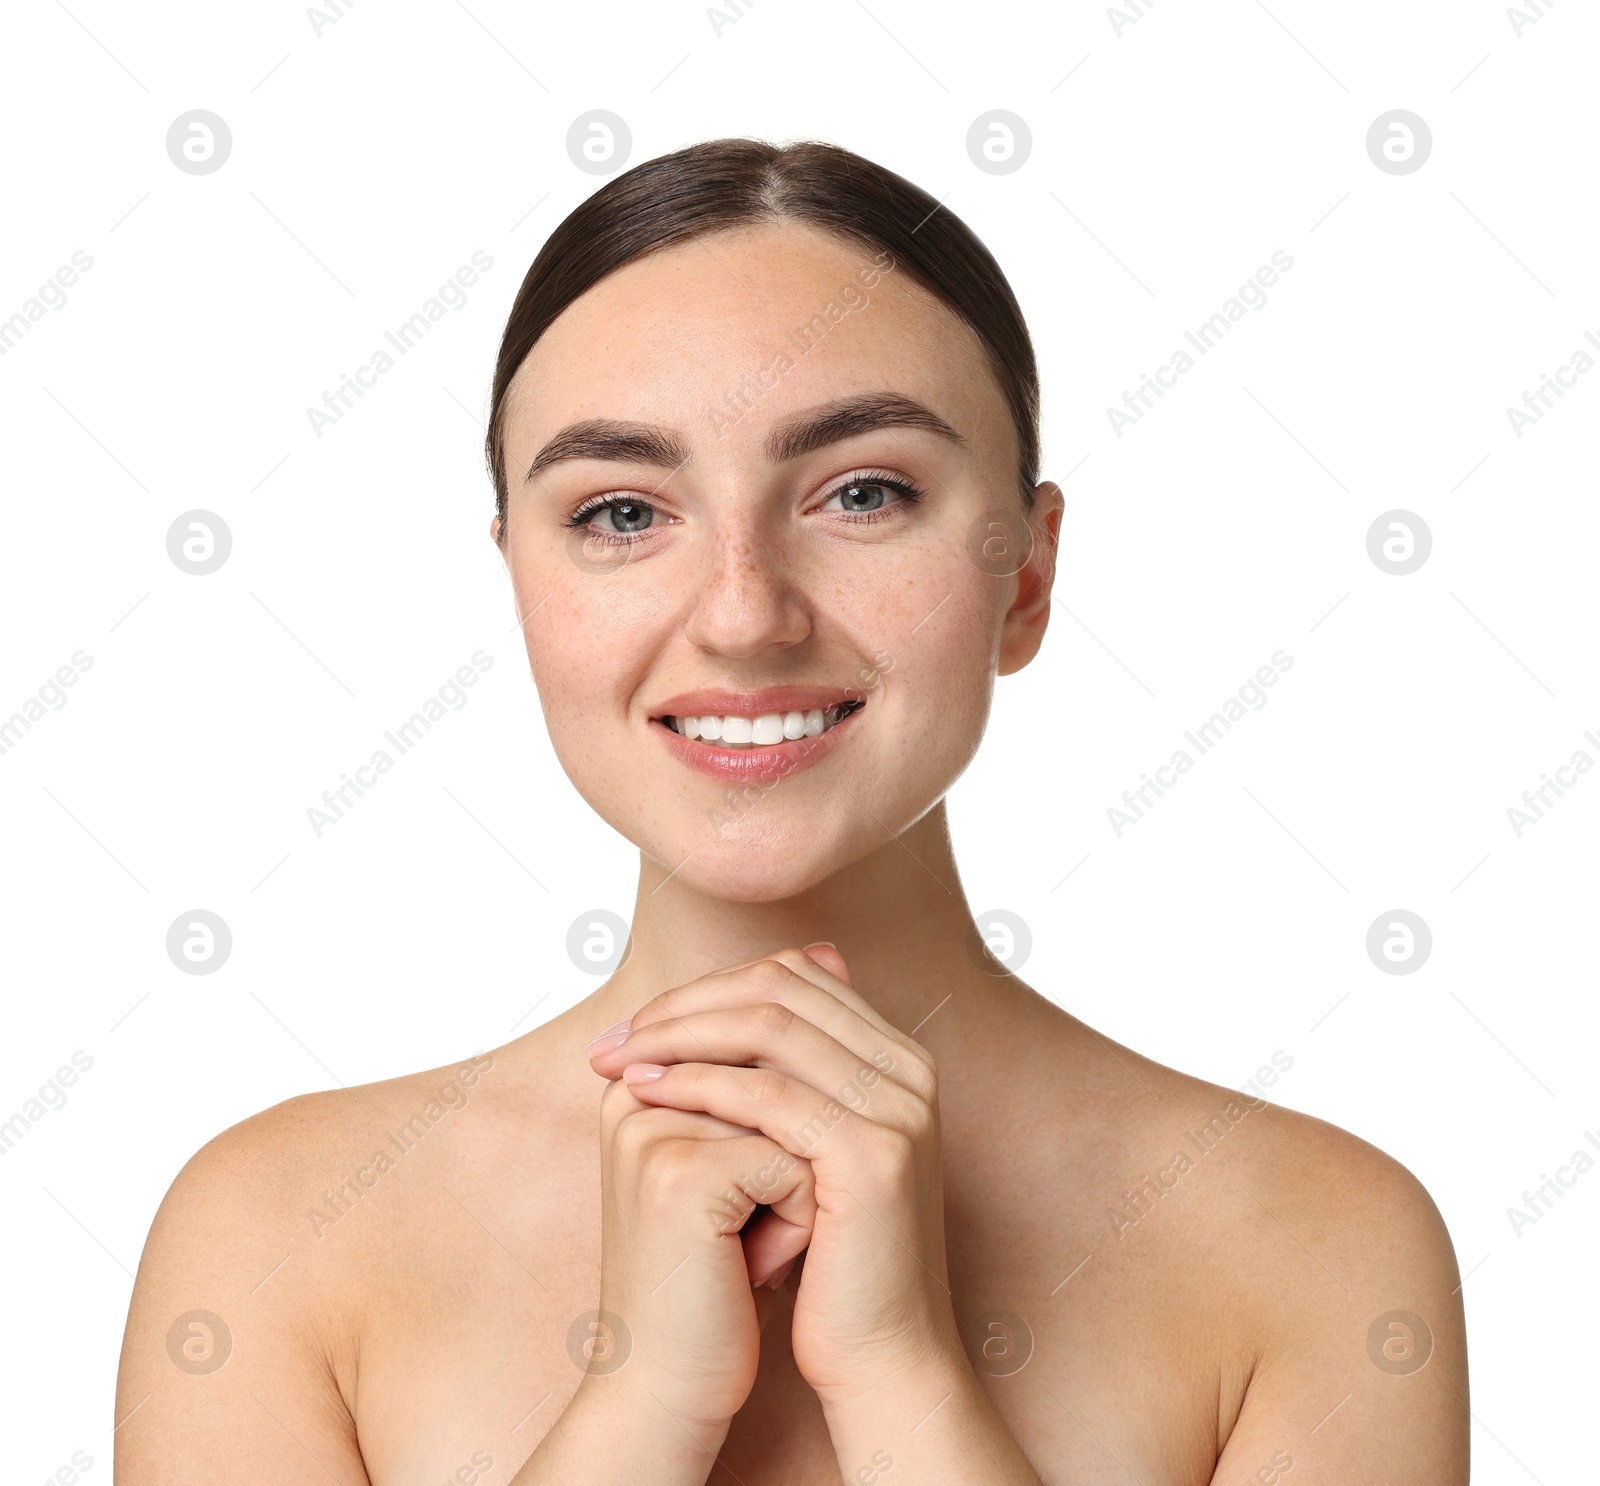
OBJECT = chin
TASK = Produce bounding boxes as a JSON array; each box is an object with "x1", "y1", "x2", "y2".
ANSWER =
[
  {"x1": 607, "y1": 793, "x2": 896, "y2": 902},
  {"x1": 671, "y1": 856, "x2": 834, "y2": 904},
  {"x1": 654, "y1": 822, "x2": 866, "y2": 904},
  {"x1": 564, "y1": 720, "x2": 972, "y2": 902}
]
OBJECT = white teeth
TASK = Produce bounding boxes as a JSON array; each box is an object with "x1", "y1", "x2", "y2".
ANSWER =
[{"x1": 671, "y1": 704, "x2": 857, "y2": 744}]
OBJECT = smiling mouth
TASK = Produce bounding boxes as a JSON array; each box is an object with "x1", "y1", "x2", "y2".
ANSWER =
[{"x1": 659, "y1": 700, "x2": 865, "y2": 748}]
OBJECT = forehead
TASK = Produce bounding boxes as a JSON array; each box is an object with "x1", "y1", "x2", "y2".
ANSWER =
[{"x1": 504, "y1": 220, "x2": 1011, "y2": 461}]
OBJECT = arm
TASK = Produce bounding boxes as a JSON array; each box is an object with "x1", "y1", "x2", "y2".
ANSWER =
[
  {"x1": 815, "y1": 1103, "x2": 1468, "y2": 1486},
  {"x1": 1207, "y1": 1135, "x2": 1469, "y2": 1485},
  {"x1": 508, "y1": 1372, "x2": 732, "y2": 1484},
  {"x1": 815, "y1": 1351, "x2": 1044, "y2": 1485},
  {"x1": 115, "y1": 1115, "x2": 372, "y2": 1485},
  {"x1": 118, "y1": 1095, "x2": 789, "y2": 1486}
]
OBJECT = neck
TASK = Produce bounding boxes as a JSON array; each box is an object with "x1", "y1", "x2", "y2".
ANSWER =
[{"x1": 595, "y1": 801, "x2": 1023, "y2": 1037}]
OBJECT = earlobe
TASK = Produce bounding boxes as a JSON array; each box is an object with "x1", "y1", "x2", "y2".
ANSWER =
[{"x1": 489, "y1": 513, "x2": 503, "y2": 547}]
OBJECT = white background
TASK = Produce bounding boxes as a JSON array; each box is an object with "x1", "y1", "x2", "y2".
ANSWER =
[{"x1": 1, "y1": 0, "x2": 1595, "y2": 1479}]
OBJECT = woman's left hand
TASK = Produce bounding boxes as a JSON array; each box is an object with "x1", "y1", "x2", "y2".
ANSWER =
[{"x1": 586, "y1": 945, "x2": 960, "y2": 1403}]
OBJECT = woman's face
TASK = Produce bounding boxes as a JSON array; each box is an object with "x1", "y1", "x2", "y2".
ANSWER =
[{"x1": 497, "y1": 221, "x2": 1060, "y2": 902}]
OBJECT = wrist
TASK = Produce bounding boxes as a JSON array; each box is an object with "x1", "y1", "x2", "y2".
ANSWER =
[
  {"x1": 816, "y1": 1351, "x2": 1043, "y2": 1486},
  {"x1": 813, "y1": 1329, "x2": 973, "y2": 1418},
  {"x1": 570, "y1": 1367, "x2": 733, "y2": 1460}
]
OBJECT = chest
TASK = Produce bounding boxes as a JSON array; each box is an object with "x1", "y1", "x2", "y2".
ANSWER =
[{"x1": 344, "y1": 1166, "x2": 1232, "y2": 1486}]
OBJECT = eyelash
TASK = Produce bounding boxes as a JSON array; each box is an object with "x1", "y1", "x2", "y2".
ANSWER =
[
  {"x1": 821, "y1": 469, "x2": 927, "y2": 524},
  {"x1": 564, "y1": 469, "x2": 927, "y2": 544},
  {"x1": 564, "y1": 494, "x2": 656, "y2": 547}
]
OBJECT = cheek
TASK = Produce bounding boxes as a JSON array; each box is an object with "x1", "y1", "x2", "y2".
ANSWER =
[
  {"x1": 525, "y1": 605, "x2": 643, "y2": 727},
  {"x1": 849, "y1": 560, "x2": 1003, "y2": 753},
  {"x1": 522, "y1": 612, "x2": 641, "y2": 830},
  {"x1": 513, "y1": 561, "x2": 638, "y2": 730},
  {"x1": 853, "y1": 535, "x2": 1009, "y2": 680}
]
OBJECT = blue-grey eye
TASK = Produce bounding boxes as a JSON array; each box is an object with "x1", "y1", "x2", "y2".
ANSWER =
[
  {"x1": 835, "y1": 482, "x2": 887, "y2": 512},
  {"x1": 592, "y1": 500, "x2": 654, "y2": 532}
]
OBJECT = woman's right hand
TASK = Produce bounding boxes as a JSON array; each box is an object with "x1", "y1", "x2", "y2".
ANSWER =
[{"x1": 583, "y1": 1056, "x2": 817, "y2": 1429}]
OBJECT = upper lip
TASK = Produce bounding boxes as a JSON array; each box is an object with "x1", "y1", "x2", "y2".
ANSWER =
[{"x1": 649, "y1": 686, "x2": 862, "y2": 720}]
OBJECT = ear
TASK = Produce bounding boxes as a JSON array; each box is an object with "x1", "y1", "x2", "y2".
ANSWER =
[
  {"x1": 998, "y1": 481, "x2": 1063, "y2": 676},
  {"x1": 489, "y1": 513, "x2": 503, "y2": 548}
]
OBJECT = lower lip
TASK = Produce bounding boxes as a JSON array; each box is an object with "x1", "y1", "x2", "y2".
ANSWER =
[{"x1": 651, "y1": 708, "x2": 861, "y2": 783}]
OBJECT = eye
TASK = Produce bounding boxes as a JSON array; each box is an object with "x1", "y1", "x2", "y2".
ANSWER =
[
  {"x1": 569, "y1": 497, "x2": 657, "y2": 535},
  {"x1": 817, "y1": 473, "x2": 925, "y2": 519}
]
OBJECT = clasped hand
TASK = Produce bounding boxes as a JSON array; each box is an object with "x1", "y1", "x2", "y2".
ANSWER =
[{"x1": 584, "y1": 945, "x2": 957, "y2": 1426}]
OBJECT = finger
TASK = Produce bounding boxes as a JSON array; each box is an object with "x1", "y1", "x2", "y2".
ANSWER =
[
  {"x1": 759, "y1": 947, "x2": 888, "y2": 1034},
  {"x1": 601, "y1": 1108, "x2": 818, "y2": 1269},
  {"x1": 592, "y1": 1004, "x2": 924, "y2": 1132},
  {"x1": 631, "y1": 956, "x2": 907, "y2": 1069},
  {"x1": 621, "y1": 957, "x2": 934, "y2": 1103},
  {"x1": 741, "y1": 1205, "x2": 812, "y2": 1289},
  {"x1": 599, "y1": 1075, "x2": 762, "y2": 1143},
  {"x1": 659, "y1": 949, "x2": 899, "y2": 1045},
  {"x1": 802, "y1": 942, "x2": 852, "y2": 986},
  {"x1": 621, "y1": 1060, "x2": 916, "y2": 1175},
  {"x1": 704, "y1": 1133, "x2": 816, "y2": 1284},
  {"x1": 746, "y1": 1213, "x2": 808, "y2": 1290}
]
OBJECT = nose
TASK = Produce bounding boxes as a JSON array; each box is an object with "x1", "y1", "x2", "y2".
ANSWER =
[{"x1": 681, "y1": 523, "x2": 812, "y2": 660}]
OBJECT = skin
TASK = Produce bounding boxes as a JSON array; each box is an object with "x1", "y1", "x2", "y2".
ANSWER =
[{"x1": 114, "y1": 222, "x2": 1469, "y2": 1485}]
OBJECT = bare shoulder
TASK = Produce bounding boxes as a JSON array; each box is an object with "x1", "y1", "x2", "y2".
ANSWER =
[
  {"x1": 115, "y1": 1049, "x2": 502, "y2": 1482},
  {"x1": 1040, "y1": 1007, "x2": 1469, "y2": 1481},
  {"x1": 1025, "y1": 1002, "x2": 1459, "y2": 1283},
  {"x1": 1221, "y1": 1083, "x2": 1460, "y2": 1283},
  {"x1": 131, "y1": 1047, "x2": 502, "y2": 1272},
  {"x1": 1201, "y1": 1084, "x2": 1469, "y2": 1480},
  {"x1": 1130, "y1": 1046, "x2": 1463, "y2": 1316}
]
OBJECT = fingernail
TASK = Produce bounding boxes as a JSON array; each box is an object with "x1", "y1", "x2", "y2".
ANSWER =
[
  {"x1": 623, "y1": 1063, "x2": 667, "y2": 1085},
  {"x1": 588, "y1": 1029, "x2": 631, "y2": 1056},
  {"x1": 802, "y1": 941, "x2": 836, "y2": 952},
  {"x1": 587, "y1": 1019, "x2": 631, "y2": 1048},
  {"x1": 764, "y1": 1256, "x2": 798, "y2": 1289}
]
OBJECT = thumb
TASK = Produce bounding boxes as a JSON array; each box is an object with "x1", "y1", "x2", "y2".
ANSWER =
[{"x1": 802, "y1": 941, "x2": 852, "y2": 986}]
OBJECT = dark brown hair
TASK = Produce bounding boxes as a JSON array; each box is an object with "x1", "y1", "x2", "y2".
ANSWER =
[{"x1": 484, "y1": 137, "x2": 1040, "y2": 543}]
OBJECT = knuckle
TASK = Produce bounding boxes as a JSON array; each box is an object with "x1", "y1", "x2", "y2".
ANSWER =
[
  {"x1": 899, "y1": 1098, "x2": 937, "y2": 1143},
  {"x1": 636, "y1": 1136, "x2": 702, "y2": 1198},
  {"x1": 628, "y1": 994, "x2": 667, "y2": 1031},
  {"x1": 752, "y1": 1000, "x2": 796, "y2": 1039},
  {"x1": 711, "y1": 1188, "x2": 755, "y2": 1234},
  {"x1": 865, "y1": 1121, "x2": 917, "y2": 1172},
  {"x1": 748, "y1": 1066, "x2": 787, "y2": 1104},
  {"x1": 876, "y1": 1039, "x2": 935, "y2": 1100},
  {"x1": 747, "y1": 957, "x2": 794, "y2": 994},
  {"x1": 609, "y1": 1106, "x2": 661, "y2": 1161},
  {"x1": 755, "y1": 1142, "x2": 804, "y2": 1189}
]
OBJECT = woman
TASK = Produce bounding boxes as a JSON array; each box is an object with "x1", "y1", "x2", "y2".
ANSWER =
[{"x1": 115, "y1": 139, "x2": 1469, "y2": 1484}]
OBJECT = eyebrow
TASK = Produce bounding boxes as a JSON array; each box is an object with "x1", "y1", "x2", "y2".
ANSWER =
[
  {"x1": 524, "y1": 421, "x2": 691, "y2": 482},
  {"x1": 764, "y1": 392, "x2": 964, "y2": 464},
  {"x1": 523, "y1": 391, "x2": 962, "y2": 483}
]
